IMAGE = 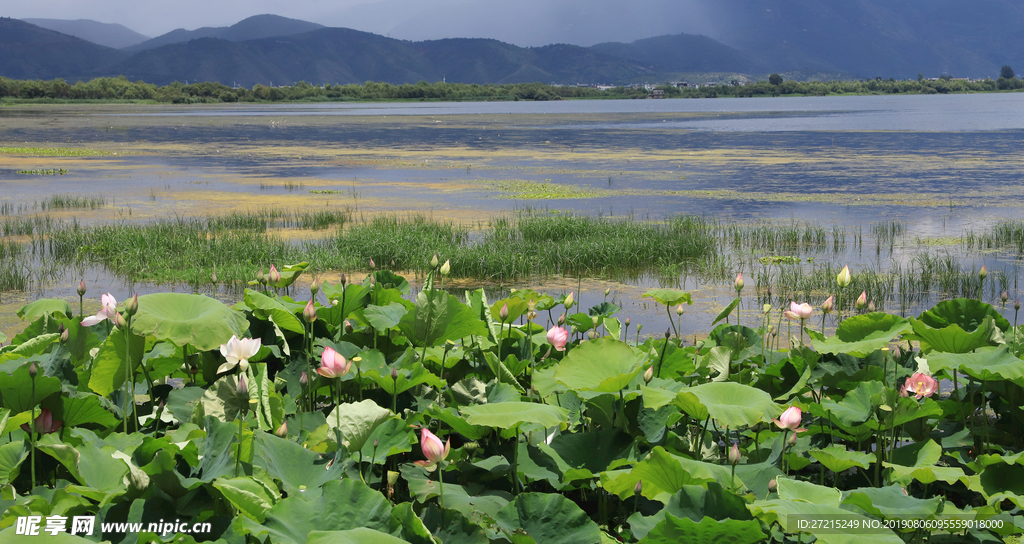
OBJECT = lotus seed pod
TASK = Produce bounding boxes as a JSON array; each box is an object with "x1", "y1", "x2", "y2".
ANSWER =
[{"x1": 387, "y1": 471, "x2": 400, "y2": 486}]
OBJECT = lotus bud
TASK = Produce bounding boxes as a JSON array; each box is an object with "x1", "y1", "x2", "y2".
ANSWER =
[
  {"x1": 303, "y1": 299, "x2": 317, "y2": 323},
  {"x1": 391, "y1": 366, "x2": 399, "y2": 381},
  {"x1": 269, "y1": 264, "x2": 281, "y2": 286},
  {"x1": 867, "y1": 300, "x2": 876, "y2": 312},
  {"x1": 634, "y1": 479, "x2": 643, "y2": 496},
  {"x1": 676, "y1": 304, "x2": 684, "y2": 316},
  {"x1": 340, "y1": 273, "x2": 347, "y2": 286},
  {"x1": 113, "y1": 311, "x2": 127, "y2": 328},
  {"x1": 892, "y1": 345, "x2": 902, "y2": 359},
  {"x1": 299, "y1": 371, "x2": 308, "y2": 388},
  {"x1": 211, "y1": 270, "x2": 217, "y2": 284},
  {"x1": 735, "y1": 272, "x2": 744, "y2": 293},
  {"x1": 344, "y1": 320, "x2": 354, "y2": 334},
  {"x1": 257, "y1": 269, "x2": 265, "y2": 284},
  {"x1": 499, "y1": 303, "x2": 509, "y2": 322},
  {"x1": 636, "y1": 324, "x2": 643, "y2": 334},
  {"x1": 237, "y1": 375, "x2": 248, "y2": 397},
  {"x1": 387, "y1": 470, "x2": 400, "y2": 487},
  {"x1": 766, "y1": 286, "x2": 772, "y2": 298},
  {"x1": 374, "y1": 438, "x2": 379, "y2": 449},
  {"x1": 837, "y1": 265, "x2": 851, "y2": 288},
  {"x1": 369, "y1": 258, "x2": 375, "y2": 269},
  {"x1": 369, "y1": 274, "x2": 375, "y2": 286},
  {"x1": 1002, "y1": 291, "x2": 1008, "y2": 304},
  {"x1": 1017, "y1": 300, "x2": 1021, "y2": 311},
  {"x1": 275, "y1": 421, "x2": 288, "y2": 438},
  {"x1": 729, "y1": 442, "x2": 741, "y2": 465},
  {"x1": 665, "y1": 328, "x2": 671, "y2": 339},
  {"x1": 58, "y1": 323, "x2": 68, "y2": 344},
  {"x1": 77, "y1": 279, "x2": 87, "y2": 296},
  {"x1": 592, "y1": 316, "x2": 599, "y2": 328},
  {"x1": 430, "y1": 253, "x2": 439, "y2": 268},
  {"x1": 625, "y1": 317, "x2": 631, "y2": 327},
  {"x1": 979, "y1": 264, "x2": 988, "y2": 281},
  {"x1": 125, "y1": 293, "x2": 139, "y2": 316},
  {"x1": 440, "y1": 259, "x2": 450, "y2": 275},
  {"x1": 558, "y1": 313, "x2": 566, "y2": 326},
  {"x1": 855, "y1": 291, "x2": 868, "y2": 310},
  {"x1": 605, "y1": 288, "x2": 611, "y2": 297},
  {"x1": 311, "y1": 276, "x2": 321, "y2": 295},
  {"x1": 788, "y1": 432, "x2": 798, "y2": 446},
  {"x1": 564, "y1": 292, "x2": 574, "y2": 309},
  {"x1": 768, "y1": 479, "x2": 777, "y2": 491},
  {"x1": 588, "y1": 330, "x2": 597, "y2": 340},
  {"x1": 29, "y1": 362, "x2": 38, "y2": 379},
  {"x1": 820, "y1": 295, "x2": 834, "y2": 314},
  {"x1": 643, "y1": 365, "x2": 654, "y2": 384}
]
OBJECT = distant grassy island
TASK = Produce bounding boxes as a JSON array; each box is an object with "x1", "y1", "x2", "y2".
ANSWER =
[{"x1": 0, "y1": 73, "x2": 1021, "y2": 104}]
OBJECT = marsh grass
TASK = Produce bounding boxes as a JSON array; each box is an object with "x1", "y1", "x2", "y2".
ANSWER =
[{"x1": 39, "y1": 194, "x2": 107, "y2": 210}]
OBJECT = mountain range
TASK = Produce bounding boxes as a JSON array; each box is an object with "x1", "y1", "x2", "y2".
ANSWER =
[{"x1": 6, "y1": 3, "x2": 1024, "y2": 87}]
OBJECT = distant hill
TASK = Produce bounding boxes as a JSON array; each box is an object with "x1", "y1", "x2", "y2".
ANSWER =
[
  {"x1": 109, "y1": 28, "x2": 653, "y2": 86},
  {"x1": 0, "y1": 18, "x2": 127, "y2": 81},
  {"x1": 591, "y1": 34, "x2": 761, "y2": 75},
  {"x1": 126, "y1": 14, "x2": 324, "y2": 52},
  {"x1": 21, "y1": 18, "x2": 150, "y2": 49}
]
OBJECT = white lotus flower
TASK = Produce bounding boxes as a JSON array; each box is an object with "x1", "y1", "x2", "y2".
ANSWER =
[{"x1": 218, "y1": 335, "x2": 262, "y2": 374}]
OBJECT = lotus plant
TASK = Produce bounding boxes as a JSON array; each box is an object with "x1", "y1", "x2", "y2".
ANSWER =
[
  {"x1": 901, "y1": 372, "x2": 939, "y2": 399},
  {"x1": 415, "y1": 428, "x2": 450, "y2": 514},
  {"x1": 836, "y1": 265, "x2": 851, "y2": 321},
  {"x1": 784, "y1": 301, "x2": 813, "y2": 344},
  {"x1": 81, "y1": 293, "x2": 118, "y2": 327},
  {"x1": 218, "y1": 335, "x2": 262, "y2": 374},
  {"x1": 774, "y1": 406, "x2": 806, "y2": 475},
  {"x1": 547, "y1": 326, "x2": 569, "y2": 351}
]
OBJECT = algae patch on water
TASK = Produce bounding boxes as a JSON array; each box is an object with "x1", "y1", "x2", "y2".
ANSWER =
[{"x1": 0, "y1": 147, "x2": 115, "y2": 157}]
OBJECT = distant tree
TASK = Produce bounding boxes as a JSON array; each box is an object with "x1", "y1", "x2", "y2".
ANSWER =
[
  {"x1": 1001, "y1": 65, "x2": 1016, "y2": 79},
  {"x1": 768, "y1": 73, "x2": 783, "y2": 85}
]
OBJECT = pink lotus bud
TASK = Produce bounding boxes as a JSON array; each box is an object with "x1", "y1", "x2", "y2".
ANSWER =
[
  {"x1": 768, "y1": 479, "x2": 777, "y2": 491},
  {"x1": 547, "y1": 326, "x2": 569, "y2": 351},
  {"x1": 499, "y1": 303, "x2": 509, "y2": 322},
  {"x1": 269, "y1": 264, "x2": 281, "y2": 286},
  {"x1": 784, "y1": 301, "x2": 813, "y2": 321},
  {"x1": 788, "y1": 432, "x2": 798, "y2": 446},
  {"x1": 867, "y1": 300, "x2": 876, "y2": 312},
  {"x1": 21, "y1": 408, "x2": 62, "y2": 435},
  {"x1": 729, "y1": 442, "x2": 741, "y2": 465},
  {"x1": 564, "y1": 292, "x2": 574, "y2": 308},
  {"x1": 275, "y1": 421, "x2": 288, "y2": 438},
  {"x1": 28, "y1": 362, "x2": 38, "y2": 379},
  {"x1": 340, "y1": 273, "x2": 347, "y2": 286},
  {"x1": 643, "y1": 365, "x2": 654, "y2": 384},
  {"x1": 317, "y1": 346, "x2": 351, "y2": 378},
  {"x1": 414, "y1": 428, "x2": 450, "y2": 470},
  {"x1": 820, "y1": 295, "x2": 834, "y2": 314},
  {"x1": 237, "y1": 375, "x2": 248, "y2": 397},
  {"x1": 979, "y1": 265, "x2": 988, "y2": 280},
  {"x1": 125, "y1": 293, "x2": 139, "y2": 316},
  {"x1": 735, "y1": 272, "x2": 744, "y2": 293},
  {"x1": 77, "y1": 279, "x2": 87, "y2": 297},
  {"x1": 634, "y1": 479, "x2": 643, "y2": 495},
  {"x1": 303, "y1": 299, "x2": 317, "y2": 323},
  {"x1": 369, "y1": 258, "x2": 375, "y2": 269},
  {"x1": 344, "y1": 320, "x2": 354, "y2": 334},
  {"x1": 676, "y1": 304, "x2": 685, "y2": 316},
  {"x1": 557, "y1": 313, "x2": 566, "y2": 326},
  {"x1": 311, "y1": 276, "x2": 321, "y2": 295},
  {"x1": 773, "y1": 406, "x2": 806, "y2": 432},
  {"x1": 1002, "y1": 291, "x2": 1008, "y2": 303},
  {"x1": 855, "y1": 291, "x2": 868, "y2": 310},
  {"x1": 299, "y1": 371, "x2": 308, "y2": 387},
  {"x1": 212, "y1": 270, "x2": 217, "y2": 284}
]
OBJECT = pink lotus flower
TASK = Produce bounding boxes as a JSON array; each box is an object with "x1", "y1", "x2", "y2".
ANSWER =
[
  {"x1": 317, "y1": 346, "x2": 351, "y2": 378},
  {"x1": 901, "y1": 372, "x2": 939, "y2": 399},
  {"x1": 414, "y1": 428, "x2": 450, "y2": 471},
  {"x1": 81, "y1": 293, "x2": 118, "y2": 327},
  {"x1": 21, "y1": 408, "x2": 62, "y2": 435},
  {"x1": 773, "y1": 406, "x2": 807, "y2": 433},
  {"x1": 217, "y1": 335, "x2": 262, "y2": 373},
  {"x1": 783, "y1": 301, "x2": 813, "y2": 321},
  {"x1": 547, "y1": 326, "x2": 569, "y2": 351}
]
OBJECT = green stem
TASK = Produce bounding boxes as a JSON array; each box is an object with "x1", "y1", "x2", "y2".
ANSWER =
[
  {"x1": 124, "y1": 319, "x2": 132, "y2": 434},
  {"x1": 512, "y1": 428, "x2": 520, "y2": 495},
  {"x1": 30, "y1": 375, "x2": 36, "y2": 490},
  {"x1": 666, "y1": 304, "x2": 679, "y2": 339},
  {"x1": 235, "y1": 411, "x2": 244, "y2": 477}
]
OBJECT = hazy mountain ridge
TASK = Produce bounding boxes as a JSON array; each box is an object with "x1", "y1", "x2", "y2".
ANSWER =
[
  {"x1": 124, "y1": 14, "x2": 325, "y2": 52},
  {"x1": 0, "y1": 18, "x2": 127, "y2": 81},
  {"x1": 22, "y1": 18, "x2": 149, "y2": 49}
]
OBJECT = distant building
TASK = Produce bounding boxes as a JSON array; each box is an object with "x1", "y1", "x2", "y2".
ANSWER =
[{"x1": 650, "y1": 89, "x2": 664, "y2": 98}]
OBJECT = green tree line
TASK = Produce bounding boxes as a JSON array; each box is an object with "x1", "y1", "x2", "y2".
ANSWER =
[{"x1": 0, "y1": 73, "x2": 1019, "y2": 104}]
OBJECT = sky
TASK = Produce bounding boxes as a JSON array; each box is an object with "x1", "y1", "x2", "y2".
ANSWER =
[{"x1": 5, "y1": 0, "x2": 714, "y2": 47}]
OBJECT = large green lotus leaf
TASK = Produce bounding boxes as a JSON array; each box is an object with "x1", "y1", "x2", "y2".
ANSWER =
[
  {"x1": 639, "y1": 515, "x2": 765, "y2": 544},
  {"x1": 673, "y1": 382, "x2": 780, "y2": 428},
  {"x1": 809, "y1": 446, "x2": 874, "y2": 473},
  {"x1": 37, "y1": 436, "x2": 128, "y2": 494},
  {"x1": 0, "y1": 361, "x2": 62, "y2": 413},
  {"x1": 811, "y1": 380, "x2": 884, "y2": 427},
  {"x1": 359, "y1": 417, "x2": 415, "y2": 464},
  {"x1": 260, "y1": 479, "x2": 394, "y2": 544},
  {"x1": 427, "y1": 406, "x2": 490, "y2": 441},
  {"x1": 627, "y1": 483, "x2": 754, "y2": 540},
  {"x1": 402, "y1": 466, "x2": 511, "y2": 523},
  {"x1": 749, "y1": 499, "x2": 905, "y2": 544},
  {"x1": 553, "y1": 337, "x2": 645, "y2": 392},
  {"x1": 491, "y1": 296, "x2": 530, "y2": 324},
  {"x1": 548, "y1": 428, "x2": 636, "y2": 476},
  {"x1": 974, "y1": 462, "x2": 1024, "y2": 505},
  {"x1": 928, "y1": 346, "x2": 1024, "y2": 383},
  {"x1": 86, "y1": 328, "x2": 145, "y2": 397},
  {"x1": 908, "y1": 314, "x2": 1000, "y2": 354},
  {"x1": 420, "y1": 504, "x2": 490, "y2": 544},
  {"x1": 0, "y1": 440, "x2": 27, "y2": 486},
  {"x1": 201, "y1": 375, "x2": 249, "y2": 421},
  {"x1": 366, "y1": 362, "x2": 444, "y2": 396},
  {"x1": 883, "y1": 439, "x2": 968, "y2": 486},
  {"x1": 462, "y1": 402, "x2": 569, "y2": 430},
  {"x1": 496, "y1": 493, "x2": 602, "y2": 544},
  {"x1": 242, "y1": 289, "x2": 304, "y2": 335},
  {"x1": 307, "y1": 529, "x2": 409, "y2": 544},
  {"x1": 326, "y1": 399, "x2": 393, "y2": 452},
  {"x1": 917, "y1": 298, "x2": 1010, "y2": 332},
  {"x1": 399, "y1": 287, "x2": 488, "y2": 347},
  {"x1": 133, "y1": 293, "x2": 248, "y2": 350},
  {"x1": 318, "y1": 282, "x2": 371, "y2": 327},
  {"x1": 603, "y1": 447, "x2": 735, "y2": 502},
  {"x1": 17, "y1": 298, "x2": 72, "y2": 321},
  {"x1": 389, "y1": 502, "x2": 440, "y2": 544},
  {"x1": 841, "y1": 485, "x2": 941, "y2": 519},
  {"x1": 0, "y1": 527, "x2": 96, "y2": 543},
  {"x1": 0, "y1": 333, "x2": 59, "y2": 364},
  {"x1": 62, "y1": 392, "x2": 119, "y2": 428},
  {"x1": 213, "y1": 476, "x2": 278, "y2": 522},
  {"x1": 642, "y1": 289, "x2": 693, "y2": 307},
  {"x1": 811, "y1": 313, "x2": 911, "y2": 357},
  {"x1": 363, "y1": 302, "x2": 408, "y2": 331},
  {"x1": 252, "y1": 433, "x2": 344, "y2": 497},
  {"x1": 777, "y1": 479, "x2": 842, "y2": 508}
]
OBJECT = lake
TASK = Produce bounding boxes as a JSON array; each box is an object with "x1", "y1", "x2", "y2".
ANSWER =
[{"x1": 2, "y1": 93, "x2": 1024, "y2": 339}]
